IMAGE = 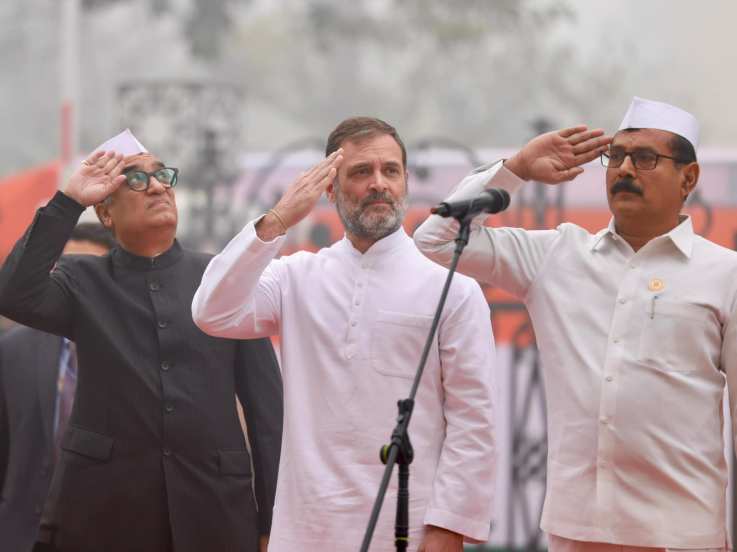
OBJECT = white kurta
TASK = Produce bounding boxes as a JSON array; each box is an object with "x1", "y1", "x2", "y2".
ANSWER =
[
  {"x1": 413, "y1": 161, "x2": 737, "y2": 548},
  {"x1": 192, "y1": 223, "x2": 496, "y2": 551}
]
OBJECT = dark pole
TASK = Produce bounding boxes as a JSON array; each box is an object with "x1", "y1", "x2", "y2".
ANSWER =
[{"x1": 359, "y1": 218, "x2": 473, "y2": 552}]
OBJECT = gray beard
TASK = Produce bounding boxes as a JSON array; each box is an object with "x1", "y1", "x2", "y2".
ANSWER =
[{"x1": 335, "y1": 188, "x2": 406, "y2": 242}]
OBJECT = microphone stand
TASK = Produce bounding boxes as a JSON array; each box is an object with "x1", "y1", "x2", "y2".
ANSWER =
[{"x1": 359, "y1": 215, "x2": 473, "y2": 552}]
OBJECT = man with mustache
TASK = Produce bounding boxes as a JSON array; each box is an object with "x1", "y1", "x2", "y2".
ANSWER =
[
  {"x1": 0, "y1": 131, "x2": 283, "y2": 552},
  {"x1": 192, "y1": 117, "x2": 496, "y2": 551},
  {"x1": 414, "y1": 97, "x2": 737, "y2": 551}
]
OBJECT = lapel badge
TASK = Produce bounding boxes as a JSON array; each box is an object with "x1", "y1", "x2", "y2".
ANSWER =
[{"x1": 648, "y1": 278, "x2": 665, "y2": 292}]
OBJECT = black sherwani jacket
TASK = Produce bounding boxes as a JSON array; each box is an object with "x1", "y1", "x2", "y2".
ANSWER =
[
  {"x1": 0, "y1": 192, "x2": 283, "y2": 552},
  {"x1": 0, "y1": 326, "x2": 63, "y2": 552}
]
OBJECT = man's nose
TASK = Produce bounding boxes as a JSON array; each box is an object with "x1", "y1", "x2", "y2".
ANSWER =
[
  {"x1": 146, "y1": 175, "x2": 168, "y2": 194},
  {"x1": 368, "y1": 169, "x2": 388, "y2": 192},
  {"x1": 617, "y1": 154, "x2": 637, "y2": 177}
]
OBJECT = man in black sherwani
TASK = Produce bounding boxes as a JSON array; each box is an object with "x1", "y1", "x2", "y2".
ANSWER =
[{"x1": 0, "y1": 130, "x2": 283, "y2": 552}]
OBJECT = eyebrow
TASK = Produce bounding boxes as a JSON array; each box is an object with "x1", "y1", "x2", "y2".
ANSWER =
[
  {"x1": 124, "y1": 161, "x2": 165, "y2": 173},
  {"x1": 609, "y1": 146, "x2": 659, "y2": 153},
  {"x1": 346, "y1": 160, "x2": 402, "y2": 172}
]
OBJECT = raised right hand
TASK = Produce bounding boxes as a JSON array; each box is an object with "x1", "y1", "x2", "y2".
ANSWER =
[
  {"x1": 256, "y1": 149, "x2": 343, "y2": 241},
  {"x1": 62, "y1": 151, "x2": 128, "y2": 207},
  {"x1": 504, "y1": 126, "x2": 612, "y2": 184}
]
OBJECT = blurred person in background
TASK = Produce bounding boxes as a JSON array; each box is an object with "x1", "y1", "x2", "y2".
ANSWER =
[
  {"x1": 0, "y1": 222, "x2": 114, "y2": 552},
  {"x1": 414, "y1": 97, "x2": 737, "y2": 551},
  {"x1": 192, "y1": 117, "x2": 496, "y2": 552},
  {"x1": 0, "y1": 130, "x2": 283, "y2": 552}
]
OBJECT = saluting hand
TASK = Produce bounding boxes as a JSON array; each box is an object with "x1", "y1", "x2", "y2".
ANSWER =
[
  {"x1": 504, "y1": 126, "x2": 612, "y2": 184},
  {"x1": 62, "y1": 151, "x2": 128, "y2": 207},
  {"x1": 256, "y1": 149, "x2": 343, "y2": 241}
]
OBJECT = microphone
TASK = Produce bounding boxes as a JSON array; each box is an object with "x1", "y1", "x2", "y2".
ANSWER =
[{"x1": 430, "y1": 188, "x2": 511, "y2": 219}]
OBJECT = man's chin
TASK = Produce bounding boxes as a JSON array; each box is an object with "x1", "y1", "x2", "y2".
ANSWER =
[{"x1": 144, "y1": 212, "x2": 178, "y2": 230}]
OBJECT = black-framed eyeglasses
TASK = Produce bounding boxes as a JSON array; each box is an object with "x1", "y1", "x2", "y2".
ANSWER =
[
  {"x1": 601, "y1": 149, "x2": 685, "y2": 171},
  {"x1": 124, "y1": 167, "x2": 179, "y2": 191}
]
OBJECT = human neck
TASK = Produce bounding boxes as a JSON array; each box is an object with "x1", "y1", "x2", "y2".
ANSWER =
[
  {"x1": 346, "y1": 232, "x2": 377, "y2": 254},
  {"x1": 614, "y1": 213, "x2": 681, "y2": 252},
  {"x1": 117, "y1": 229, "x2": 176, "y2": 258}
]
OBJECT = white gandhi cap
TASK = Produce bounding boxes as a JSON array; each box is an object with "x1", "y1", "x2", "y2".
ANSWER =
[
  {"x1": 91, "y1": 128, "x2": 148, "y2": 156},
  {"x1": 618, "y1": 96, "x2": 699, "y2": 149}
]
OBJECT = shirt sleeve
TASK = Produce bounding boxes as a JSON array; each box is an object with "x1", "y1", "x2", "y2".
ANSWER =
[
  {"x1": 724, "y1": 304, "x2": 737, "y2": 452},
  {"x1": 423, "y1": 278, "x2": 496, "y2": 543},
  {"x1": 191, "y1": 217, "x2": 286, "y2": 339},
  {"x1": 234, "y1": 336, "x2": 283, "y2": 536},
  {"x1": 414, "y1": 161, "x2": 560, "y2": 300},
  {"x1": 0, "y1": 192, "x2": 82, "y2": 337}
]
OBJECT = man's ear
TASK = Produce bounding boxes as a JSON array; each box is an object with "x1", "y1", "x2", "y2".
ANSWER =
[
  {"x1": 94, "y1": 201, "x2": 114, "y2": 230},
  {"x1": 326, "y1": 177, "x2": 337, "y2": 204},
  {"x1": 681, "y1": 162, "x2": 699, "y2": 202}
]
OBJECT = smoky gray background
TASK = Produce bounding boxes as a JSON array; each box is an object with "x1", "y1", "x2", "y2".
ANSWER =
[{"x1": 1, "y1": 0, "x2": 735, "y2": 176}]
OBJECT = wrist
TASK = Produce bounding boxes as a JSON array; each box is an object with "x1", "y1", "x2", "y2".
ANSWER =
[
  {"x1": 503, "y1": 153, "x2": 529, "y2": 181},
  {"x1": 60, "y1": 187, "x2": 86, "y2": 207},
  {"x1": 255, "y1": 211, "x2": 286, "y2": 242}
]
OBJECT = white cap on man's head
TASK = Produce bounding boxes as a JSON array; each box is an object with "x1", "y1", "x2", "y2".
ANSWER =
[
  {"x1": 618, "y1": 96, "x2": 699, "y2": 149},
  {"x1": 91, "y1": 128, "x2": 148, "y2": 156}
]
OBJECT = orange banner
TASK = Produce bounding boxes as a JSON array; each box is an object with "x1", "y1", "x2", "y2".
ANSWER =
[{"x1": 0, "y1": 163, "x2": 60, "y2": 262}]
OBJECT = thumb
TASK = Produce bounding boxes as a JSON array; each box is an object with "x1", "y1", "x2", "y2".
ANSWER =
[{"x1": 557, "y1": 166, "x2": 584, "y2": 183}]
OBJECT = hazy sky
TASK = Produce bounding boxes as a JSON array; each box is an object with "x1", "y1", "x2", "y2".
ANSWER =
[{"x1": 560, "y1": 0, "x2": 736, "y2": 146}]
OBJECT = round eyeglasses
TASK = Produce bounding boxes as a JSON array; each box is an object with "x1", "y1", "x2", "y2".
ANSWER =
[{"x1": 124, "y1": 167, "x2": 179, "y2": 191}]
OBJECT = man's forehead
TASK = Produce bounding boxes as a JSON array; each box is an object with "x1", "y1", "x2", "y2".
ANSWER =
[
  {"x1": 611, "y1": 128, "x2": 675, "y2": 149},
  {"x1": 122, "y1": 153, "x2": 164, "y2": 170},
  {"x1": 341, "y1": 134, "x2": 403, "y2": 165}
]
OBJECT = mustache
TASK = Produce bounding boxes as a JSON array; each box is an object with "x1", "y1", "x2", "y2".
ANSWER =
[
  {"x1": 360, "y1": 191, "x2": 396, "y2": 208},
  {"x1": 611, "y1": 178, "x2": 643, "y2": 196}
]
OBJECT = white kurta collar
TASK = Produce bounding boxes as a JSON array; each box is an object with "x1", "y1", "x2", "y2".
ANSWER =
[
  {"x1": 590, "y1": 215, "x2": 694, "y2": 258},
  {"x1": 338, "y1": 226, "x2": 410, "y2": 261}
]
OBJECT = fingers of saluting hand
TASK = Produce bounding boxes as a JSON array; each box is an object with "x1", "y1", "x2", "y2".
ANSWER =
[
  {"x1": 300, "y1": 150, "x2": 343, "y2": 192},
  {"x1": 81, "y1": 151, "x2": 124, "y2": 174},
  {"x1": 304, "y1": 149, "x2": 343, "y2": 182},
  {"x1": 558, "y1": 125, "x2": 589, "y2": 139},
  {"x1": 81, "y1": 150, "x2": 106, "y2": 167},
  {"x1": 553, "y1": 165, "x2": 585, "y2": 183},
  {"x1": 572, "y1": 136, "x2": 612, "y2": 166},
  {"x1": 570, "y1": 129, "x2": 611, "y2": 152},
  {"x1": 101, "y1": 152, "x2": 125, "y2": 174}
]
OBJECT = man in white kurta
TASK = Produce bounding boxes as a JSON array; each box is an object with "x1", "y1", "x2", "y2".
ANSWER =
[
  {"x1": 192, "y1": 117, "x2": 496, "y2": 551},
  {"x1": 414, "y1": 98, "x2": 737, "y2": 550}
]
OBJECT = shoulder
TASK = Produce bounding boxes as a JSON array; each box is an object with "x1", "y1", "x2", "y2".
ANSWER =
[
  {"x1": 692, "y1": 235, "x2": 737, "y2": 262},
  {"x1": 407, "y1": 242, "x2": 484, "y2": 296},
  {"x1": 180, "y1": 248, "x2": 214, "y2": 271},
  {"x1": 55, "y1": 252, "x2": 109, "y2": 275}
]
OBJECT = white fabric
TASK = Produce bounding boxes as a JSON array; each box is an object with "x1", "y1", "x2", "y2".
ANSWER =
[
  {"x1": 618, "y1": 96, "x2": 700, "y2": 148},
  {"x1": 413, "y1": 161, "x2": 737, "y2": 548},
  {"x1": 192, "y1": 223, "x2": 496, "y2": 551},
  {"x1": 91, "y1": 128, "x2": 148, "y2": 156},
  {"x1": 547, "y1": 534, "x2": 726, "y2": 552}
]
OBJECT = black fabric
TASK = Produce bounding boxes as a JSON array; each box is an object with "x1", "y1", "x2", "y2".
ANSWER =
[
  {"x1": 0, "y1": 192, "x2": 283, "y2": 552},
  {"x1": 0, "y1": 326, "x2": 63, "y2": 552}
]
